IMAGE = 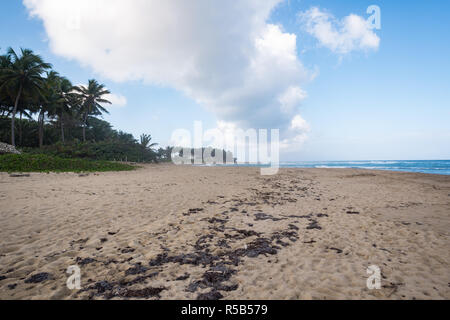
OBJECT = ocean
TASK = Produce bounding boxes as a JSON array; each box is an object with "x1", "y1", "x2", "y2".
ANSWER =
[{"x1": 277, "y1": 160, "x2": 450, "y2": 175}]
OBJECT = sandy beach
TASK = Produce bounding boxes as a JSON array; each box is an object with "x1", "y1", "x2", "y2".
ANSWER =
[{"x1": 0, "y1": 165, "x2": 449, "y2": 300}]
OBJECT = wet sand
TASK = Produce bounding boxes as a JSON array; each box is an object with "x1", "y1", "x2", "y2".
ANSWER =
[{"x1": 0, "y1": 165, "x2": 449, "y2": 300}]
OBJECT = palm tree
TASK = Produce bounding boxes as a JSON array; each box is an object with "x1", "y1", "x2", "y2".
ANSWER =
[
  {"x1": 140, "y1": 134, "x2": 158, "y2": 150},
  {"x1": 157, "y1": 146, "x2": 173, "y2": 161},
  {"x1": 16, "y1": 99, "x2": 34, "y2": 146},
  {"x1": 58, "y1": 78, "x2": 76, "y2": 143},
  {"x1": 34, "y1": 71, "x2": 62, "y2": 148},
  {"x1": 45, "y1": 74, "x2": 75, "y2": 144},
  {"x1": 0, "y1": 53, "x2": 13, "y2": 118},
  {"x1": 73, "y1": 79, "x2": 111, "y2": 142},
  {"x1": 0, "y1": 48, "x2": 51, "y2": 146}
]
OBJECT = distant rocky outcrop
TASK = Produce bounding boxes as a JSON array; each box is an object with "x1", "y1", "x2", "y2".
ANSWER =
[{"x1": 0, "y1": 142, "x2": 21, "y2": 155}]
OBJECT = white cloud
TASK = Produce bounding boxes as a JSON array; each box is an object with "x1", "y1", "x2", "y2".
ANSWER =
[
  {"x1": 279, "y1": 86, "x2": 307, "y2": 114},
  {"x1": 105, "y1": 93, "x2": 127, "y2": 108},
  {"x1": 24, "y1": 0, "x2": 312, "y2": 148},
  {"x1": 291, "y1": 114, "x2": 310, "y2": 132},
  {"x1": 280, "y1": 114, "x2": 310, "y2": 151},
  {"x1": 299, "y1": 7, "x2": 380, "y2": 54}
]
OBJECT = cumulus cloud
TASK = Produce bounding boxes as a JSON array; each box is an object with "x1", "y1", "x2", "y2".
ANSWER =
[
  {"x1": 105, "y1": 93, "x2": 127, "y2": 108},
  {"x1": 24, "y1": 0, "x2": 312, "y2": 148},
  {"x1": 279, "y1": 86, "x2": 307, "y2": 114},
  {"x1": 299, "y1": 7, "x2": 380, "y2": 54}
]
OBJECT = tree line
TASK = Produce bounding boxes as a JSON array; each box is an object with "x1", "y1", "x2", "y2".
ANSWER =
[
  {"x1": 0, "y1": 47, "x2": 169, "y2": 162},
  {"x1": 0, "y1": 47, "x2": 236, "y2": 164},
  {"x1": 0, "y1": 47, "x2": 114, "y2": 147}
]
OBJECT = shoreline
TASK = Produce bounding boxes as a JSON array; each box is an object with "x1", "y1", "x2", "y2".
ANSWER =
[
  {"x1": 1, "y1": 166, "x2": 449, "y2": 299},
  {"x1": 209, "y1": 160, "x2": 450, "y2": 176}
]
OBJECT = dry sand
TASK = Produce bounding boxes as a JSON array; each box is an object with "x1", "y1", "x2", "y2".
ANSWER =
[{"x1": 0, "y1": 165, "x2": 449, "y2": 300}]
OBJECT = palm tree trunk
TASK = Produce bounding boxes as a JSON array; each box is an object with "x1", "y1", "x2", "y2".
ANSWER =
[
  {"x1": 82, "y1": 113, "x2": 88, "y2": 142},
  {"x1": 60, "y1": 111, "x2": 65, "y2": 144},
  {"x1": 38, "y1": 110, "x2": 44, "y2": 148},
  {"x1": 11, "y1": 84, "x2": 23, "y2": 146},
  {"x1": 19, "y1": 112, "x2": 23, "y2": 146}
]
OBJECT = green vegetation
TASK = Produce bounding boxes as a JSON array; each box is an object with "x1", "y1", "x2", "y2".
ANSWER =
[
  {"x1": 0, "y1": 154, "x2": 134, "y2": 173},
  {"x1": 24, "y1": 141, "x2": 159, "y2": 163},
  {"x1": 0, "y1": 47, "x2": 166, "y2": 168},
  {"x1": 0, "y1": 48, "x2": 52, "y2": 147},
  {"x1": 0, "y1": 47, "x2": 234, "y2": 171}
]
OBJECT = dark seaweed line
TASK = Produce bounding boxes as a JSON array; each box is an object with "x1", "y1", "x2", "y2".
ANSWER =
[{"x1": 83, "y1": 176, "x2": 328, "y2": 300}]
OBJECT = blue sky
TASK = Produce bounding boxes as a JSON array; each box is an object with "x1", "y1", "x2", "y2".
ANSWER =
[{"x1": 1, "y1": 0, "x2": 449, "y2": 160}]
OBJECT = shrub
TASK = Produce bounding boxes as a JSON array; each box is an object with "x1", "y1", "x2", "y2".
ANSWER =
[
  {"x1": 23, "y1": 141, "x2": 158, "y2": 163},
  {"x1": 0, "y1": 154, "x2": 135, "y2": 173}
]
